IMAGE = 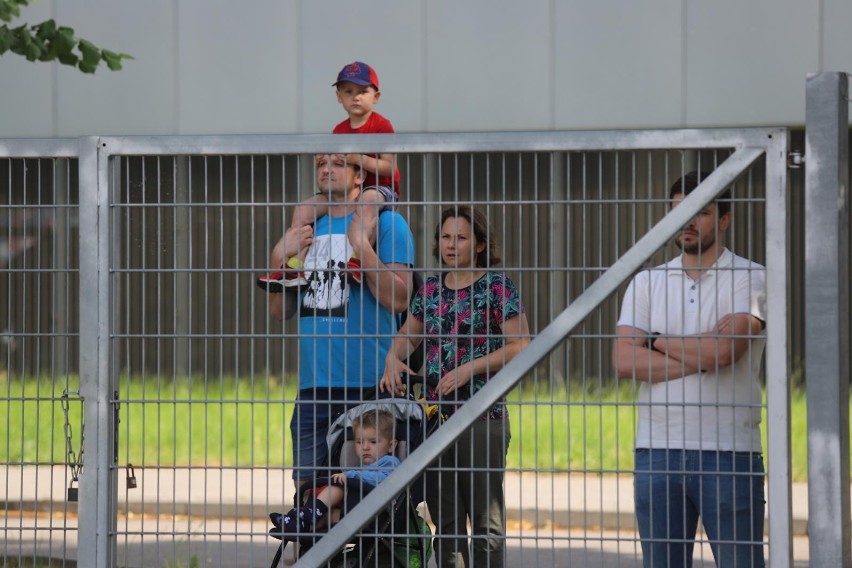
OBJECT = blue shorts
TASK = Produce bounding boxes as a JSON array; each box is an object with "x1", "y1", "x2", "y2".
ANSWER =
[
  {"x1": 362, "y1": 185, "x2": 398, "y2": 211},
  {"x1": 290, "y1": 387, "x2": 374, "y2": 481}
]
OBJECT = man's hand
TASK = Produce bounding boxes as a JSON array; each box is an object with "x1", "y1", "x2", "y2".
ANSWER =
[{"x1": 348, "y1": 213, "x2": 377, "y2": 260}]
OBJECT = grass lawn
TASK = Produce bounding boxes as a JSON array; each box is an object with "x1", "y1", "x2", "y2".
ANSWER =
[{"x1": 1, "y1": 375, "x2": 815, "y2": 481}]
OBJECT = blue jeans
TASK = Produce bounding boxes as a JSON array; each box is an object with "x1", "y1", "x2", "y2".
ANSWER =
[{"x1": 634, "y1": 449, "x2": 765, "y2": 568}]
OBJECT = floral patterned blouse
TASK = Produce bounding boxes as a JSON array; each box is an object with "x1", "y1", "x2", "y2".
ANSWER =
[{"x1": 409, "y1": 271, "x2": 525, "y2": 420}]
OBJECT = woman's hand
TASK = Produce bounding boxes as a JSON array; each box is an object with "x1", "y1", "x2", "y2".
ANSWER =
[
  {"x1": 436, "y1": 362, "x2": 474, "y2": 396},
  {"x1": 331, "y1": 472, "x2": 347, "y2": 485},
  {"x1": 380, "y1": 355, "x2": 414, "y2": 395}
]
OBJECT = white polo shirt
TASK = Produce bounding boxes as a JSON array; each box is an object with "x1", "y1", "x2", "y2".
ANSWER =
[{"x1": 617, "y1": 248, "x2": 767, "y2": 452}]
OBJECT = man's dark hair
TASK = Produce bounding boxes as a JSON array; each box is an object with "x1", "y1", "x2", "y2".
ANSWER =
[{"x1": 668, "y1": 171, "x2": 732, "y2": 216}]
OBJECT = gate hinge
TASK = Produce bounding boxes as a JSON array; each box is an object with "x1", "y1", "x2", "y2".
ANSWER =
[{"x1": 787, "y1": 151, "x2": 805, "y2": 169}]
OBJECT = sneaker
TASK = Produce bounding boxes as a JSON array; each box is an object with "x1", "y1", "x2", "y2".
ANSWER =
[
  {"x1": 346, "y1": 257, "x2": 362, "y2": 286},
  {"x1": 257, "y1": 269, "x2": 307, "y2": 293}
]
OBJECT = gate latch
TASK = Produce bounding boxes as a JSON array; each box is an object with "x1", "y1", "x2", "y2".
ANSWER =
[{"x1": 788, "y1": 151, "x2": 805, "y2": 169}]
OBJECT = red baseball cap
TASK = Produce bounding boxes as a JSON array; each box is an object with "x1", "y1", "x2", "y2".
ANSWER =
[{"x1": 333, "y1": 61, "x2": 379, "y2": 90}]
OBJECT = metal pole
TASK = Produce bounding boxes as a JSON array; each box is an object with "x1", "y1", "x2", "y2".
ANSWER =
[
  {"x1": 77, "y1": 137, "x2": 117, "y2": 568},
  {"x1": 764, "y1": 130, "x2": 793, "y2": 568},
  {"x1": 805, "y1": 71, "x2": 852, "y2": 567}
]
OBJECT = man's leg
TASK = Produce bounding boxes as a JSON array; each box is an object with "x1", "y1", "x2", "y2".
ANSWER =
[
  {"x1": 697, "y1": 451, "x2": 766, "y2": 568},
  {"x1": 635, "y1": 448, "x2": 699, "y2": 568},
  {"x1": 290, "y1": 390, "x2": 336, "y2": 487}
]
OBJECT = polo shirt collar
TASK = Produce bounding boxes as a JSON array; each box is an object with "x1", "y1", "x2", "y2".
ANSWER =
[{"x1": 666, "y1": 247, "x2": 733, "y2": 278}]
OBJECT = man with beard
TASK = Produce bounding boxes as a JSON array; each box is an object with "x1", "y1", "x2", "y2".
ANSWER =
[
  {"x1": 265, "y1": 154, "x2": 414, "y2": 491},
  {"x1": 612, "y1": 171, "x2": 767, "y2": 568}
]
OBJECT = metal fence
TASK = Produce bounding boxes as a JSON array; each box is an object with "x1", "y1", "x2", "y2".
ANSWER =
[{"x1": 2, "y1": 128, "x2": 794, "y2": 568}]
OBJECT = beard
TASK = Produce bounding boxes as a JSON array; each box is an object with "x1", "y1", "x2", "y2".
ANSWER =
[{"x1": 675, "y1": 232, "x2": 717, "y2": 255}]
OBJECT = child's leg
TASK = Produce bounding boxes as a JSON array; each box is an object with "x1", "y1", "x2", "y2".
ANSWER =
[
  {"x1": 346, "y1": 188, "x2": 386, "y2": 253},
  {"x1": 290, "y1": 194, "x2": 329, "y2": 266},
  {"x1": 308, "y1": 485, "x2": 345, "y2": 529}
]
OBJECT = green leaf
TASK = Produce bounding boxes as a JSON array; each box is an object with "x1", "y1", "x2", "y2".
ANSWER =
[
  {"x1": 57, "y1": 49, "x2": 77, "y2": 66},
  {"x1": 0, "y1": 0, "x2": 30, "y2": 24},
  {"x1": 53, "y1": 26, "x2": 75, "y2": 54},
  {"x1": 34, "y1": 18, "x2": 55, "y2": 40},
  {"x1": 77, "y1": 37, "x2": 100, "y2": 66},
  {"x1": 9, "y1": 23, "x2": 29, "y2": 55},
  {"x1": 101, "y1": 49, "x2": 122, "y2": 71},
  {"x1": 77, "y1": 58, "x2": 97, "y2": 73},
  {"x1": 0, "y1": 25, "x2": 12, "y2": 54},
  {"x1": 0, "y1": 1, "x2": 22, "y2": 24},
  {"x1": 24, "y1": 37, "x2": 40, "y2": 60}
]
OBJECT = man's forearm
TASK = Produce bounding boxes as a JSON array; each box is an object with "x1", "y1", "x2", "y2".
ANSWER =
[
  {"x1": 614, "y1": 341, "x2": 700, "y2": 383},
  {"x1": 359, "y1": 250, "x2": 411, "y2": 313},
  {"x1": 269, "y1": 288, "x2": 299, "y2": 321}
]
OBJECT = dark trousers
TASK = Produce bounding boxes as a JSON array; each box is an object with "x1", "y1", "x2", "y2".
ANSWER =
[{"x1": 425, "y1": 418, "x2": 510, "y2": 568}]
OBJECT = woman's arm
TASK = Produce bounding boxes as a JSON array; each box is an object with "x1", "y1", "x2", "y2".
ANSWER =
[{"x1": 380, "y1": 315, "x2": 425, "y2": 395}]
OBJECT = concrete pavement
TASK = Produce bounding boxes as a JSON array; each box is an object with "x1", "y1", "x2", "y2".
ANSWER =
[
  {"x1": 2, "y1": 465, "x2": 813, "y2": 566},
  {"x1": 2, "y1": 465, "x2": 811, "y2": 535}
]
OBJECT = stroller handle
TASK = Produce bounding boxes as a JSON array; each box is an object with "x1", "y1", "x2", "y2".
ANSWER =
[{"x1": 402, "y1": 373, "x2": 440, "y2": 391}]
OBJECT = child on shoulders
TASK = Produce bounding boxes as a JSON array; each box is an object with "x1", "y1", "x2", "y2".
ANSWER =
[{"x1": 259, "y1": 61, "x2": 401, "y2": 292}]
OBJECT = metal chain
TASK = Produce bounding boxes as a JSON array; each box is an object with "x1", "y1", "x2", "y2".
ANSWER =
[{"x1": 61, "y1": 389, "x2": 85, "y2": 482}]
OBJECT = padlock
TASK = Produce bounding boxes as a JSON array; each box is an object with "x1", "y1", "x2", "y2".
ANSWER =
[
  {"x1": 67, "y1": 482, "x2": 78, "y2": 502},
  {"x1": 126, "y1": 463, "x2": 137, "y2": 489}
]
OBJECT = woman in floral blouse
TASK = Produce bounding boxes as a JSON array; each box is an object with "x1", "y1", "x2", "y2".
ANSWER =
[{"x1": 381, "y1": 205, "x2": 530, "y2": 568}]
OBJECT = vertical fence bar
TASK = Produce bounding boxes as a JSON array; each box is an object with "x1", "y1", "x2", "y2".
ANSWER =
[
  {"x1": 78, "y1": 137, "x2": 118, "y2": 567},
  {"x1": 804, "y1": 71, "x2": 852, "y2": 567},
  {"x1": 765, "y1": 130, "x2": 793, "y2": 568}
]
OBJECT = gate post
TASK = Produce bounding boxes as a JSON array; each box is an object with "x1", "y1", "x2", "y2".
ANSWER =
[
  {"x1": 805, "y1": 71, "x2": 852, "y2": 567},
  {"x1": 78, "y1": 137, "x2": 118, "y2": 567}
]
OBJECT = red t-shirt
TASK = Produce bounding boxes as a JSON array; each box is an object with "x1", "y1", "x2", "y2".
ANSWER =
[{"x1": 332, "y1": 112, "x2": 401, "y2": 194}]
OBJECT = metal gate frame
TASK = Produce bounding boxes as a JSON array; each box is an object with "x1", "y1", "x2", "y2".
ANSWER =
[{"x1": 66, "y1": 127, "x2": 792, "y2": 567}]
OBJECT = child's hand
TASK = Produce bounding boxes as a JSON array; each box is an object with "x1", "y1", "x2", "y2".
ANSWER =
[{"x1": 331, "y1": 472, "x2": 347, "y2": 485}]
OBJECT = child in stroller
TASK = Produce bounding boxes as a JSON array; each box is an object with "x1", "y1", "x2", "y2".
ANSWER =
[
  {"x1": 274, "y1": 409, "x2": 399, "y2": 533},
  {"x1": 269, "y1": 398, "x2": 432, "y2": 567}
]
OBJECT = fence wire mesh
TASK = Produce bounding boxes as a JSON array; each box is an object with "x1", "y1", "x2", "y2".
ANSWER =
[{"x1": 2, "y1": 131, "x2": 791, "y2": 568}]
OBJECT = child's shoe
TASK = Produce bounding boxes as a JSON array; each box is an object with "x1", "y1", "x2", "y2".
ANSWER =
[
  {"x1": 346, "y1": 257, "x2": 362, "y2": 286},
  {"x1": 269, "y1": 507, "x2": 311, "y2": 538},
  {"x1": 258, "y1": 258, "x2": 308, "y2": 292},
  {"x1": 257, "y1": 270, "x2": 307, "y2": 293}
]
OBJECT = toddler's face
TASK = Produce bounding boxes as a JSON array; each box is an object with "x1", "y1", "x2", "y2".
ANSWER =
[
  {"x1": 353, "y1": 425, "x2": 396, "y2": 465},
  {"x1": 336, "y1": 82, "x2": 380, "y2": 118}
]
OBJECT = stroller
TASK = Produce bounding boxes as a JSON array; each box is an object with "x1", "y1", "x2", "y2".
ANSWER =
[{"x1": 269, "y1": 397, "x2": 433, "y2": 568}]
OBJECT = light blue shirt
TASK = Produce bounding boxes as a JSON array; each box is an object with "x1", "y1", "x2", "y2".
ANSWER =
[
  {"x1": 298, "y1": 210, "x2": 414, "y2": 389},
  {"x1": 344, "y1": 454, "x2": 401, "y2": 486}
]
